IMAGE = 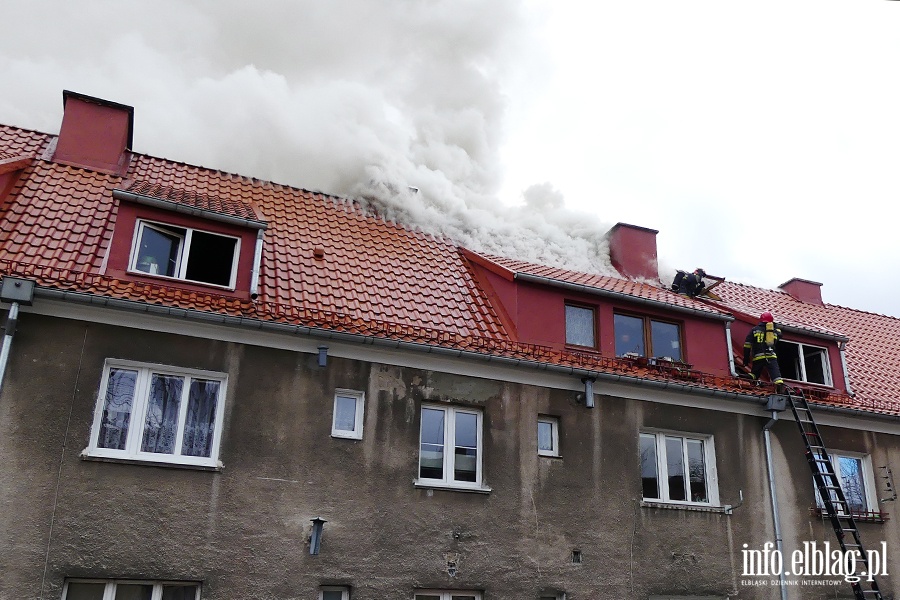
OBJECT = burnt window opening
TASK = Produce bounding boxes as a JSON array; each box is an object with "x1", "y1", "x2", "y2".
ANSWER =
[
  {"x1": 131, "y1": 220, "x2": 239, "y2": 288},
  {"x1": 777, "y1": 340, "x2": 831, "y2": 386}
]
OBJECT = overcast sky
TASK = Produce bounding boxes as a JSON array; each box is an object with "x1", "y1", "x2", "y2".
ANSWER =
[{"x1": 1, "y1": 1, "x2": 898, "y2": 317}]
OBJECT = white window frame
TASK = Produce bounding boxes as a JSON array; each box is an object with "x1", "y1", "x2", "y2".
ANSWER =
[
  {"x1": 537, "y1": 415, "x2": 560, "y2": 457},
  {"x1": 416, "y1": 404, "x2": 485, "y2": 491},
  {"x1": 565, "y1": 303, "x2": 596, "y2": 348},
  {"x1": 85, "y1": 359, "x2": 228, "y2": 468},
  {"x1": 319, "y1": 586, "x2": 350, "y2": 600},
  {"x1": 63, "y1": 579, "x2": 201, "y2": 600},
  {"x1": 778, "y1": 340, "x2": 832, "y2": 386},
  {"x1": 129, "y1": 219, "x2": 241, "y2": 290},
  {"x1": 414, "y1": 591, "x2": 482, "y2": 600},
  {"x1": 814, "y1": 450, "x2": 878, "y2": 515},
  {"x1": 640, "y1": 430, "x2": 720, "y2": 506},
  {"x1": 331, "y1": 389, "x2": 365, "y2": 440}
]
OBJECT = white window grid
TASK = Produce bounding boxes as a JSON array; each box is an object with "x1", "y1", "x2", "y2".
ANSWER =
[
  {"x1": 417, "y1": 404, "x2": 484, "y2": 490},
  {"x1": 537, "y1": 415, "x2": 560, "y2": 457},
  {"x1": 814, "y1": 450, "x2": 878, "y2": 514},
  {"x1": 319, "y1": 586, "x2": 350, "y2": 600},
  {"x1": 129, "y1": 219, "x2": 241, "y2": 290},
  {"x1": 640, "y1": 429, "x2": 720, "y2": 506},
  {"x1": 331, "y1": 389, "x2": 365, "y2": 440},
  {"x1": 780, "y1": 340, "x2": 832, "y2": 386},
  {"x1": 63, "y1": 579, "x2": 201, "y2": 600},
  {"x1": 85, "y1": 359, "x2": 228, "y2": 468},
  {"x1": 414, "y1": 591, "x2": 482, "y2": 600}
]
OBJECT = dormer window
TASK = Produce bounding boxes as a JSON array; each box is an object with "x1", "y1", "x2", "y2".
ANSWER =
[
  {"x1": 565, "y1": 303, "x2": 596, "y2": 348},
  {"x1": 130, "y1": 219, "x2": 240, "y2": 289},
  {"x1": 615, "y1": 313, "x2": 682, "y2": 361},
  {"x1": 778, "y1": 340, "x2": 832, "y2": 386}
]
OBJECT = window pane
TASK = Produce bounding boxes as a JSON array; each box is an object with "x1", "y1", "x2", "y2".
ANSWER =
[
  {"x1": 182, "y1": 379, "x2": 220, "y2": 457},
  {"x1": 321, "y1": 592, "x2": 344, "y2": 600},
  {"x1": 686, "y1": 439, "x2": 708, "y2": 502},
  {"x1": 538, "y1": 420, "x2": 554, "y2": 452},
  {"x1": 97, "y1": 368, "x2": 138, "y2": 450},
  {"x1": 454, "y1": 412, "x2": 478, "y2": 482},
  {"x1": 452, "y1": 596, "x2": 478, "y2": 600},
  {"x1": 334, "y1": 395, "x2": 358, "y2": 432},
  {"x1": 565, "y1": 305, "x2": 595, "y2": 347},
  {"x1": 420, "y1": 408, "x2": 445, "y2": 479},
  {"x1": 804, "y1": 347, "x2": 827, "y2": 384},
  {"x1": 665, "y1": 436, "x2": 687, "y2": 501},
  {"x1": 114, "y1": 584, "x2": 154, "y2": 600},
  {"x1": 640, "y1": 433, "x2": 659, "y2": 499},
  {"x1": 415, "y1": 596, "x2": 441, "y2": 600},
  {"x1": 141, "y1": 374, "x2": 184, "y2": 454},
  {"x1": 650, "y1": 320, "x2": 681, "y2": 361},
  {"x1": 161, "y1": 585, "x2": 199, "y2": 600},
  {"x1": 615, "y1": 314, "x2": 645, "y2": 357},
  {"x1": 65, "y1": 582, "x2": 107, "y2": 600},
  {"x1": 185, "y1": 231, "x2": 237, "y2": 287},
  {"x1": 839, "y1": 456, "x2": 867, "y2": 512},
  {"x1": 137, "y1": 224, "x2": 182, "y2": 277}
]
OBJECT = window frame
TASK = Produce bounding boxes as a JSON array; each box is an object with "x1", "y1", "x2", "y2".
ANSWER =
[
  {"x1": 777, "y1": 339, "x2": 833, "y2": 386},
  {"x1": 537, "y1": 415, "x2": 560, "y2": 457},
  {"x1": 814, "y1": 450, "x2": 878, "y2": 516},
  {"x1": 413, "y1": 591, "x2": 483, "y2": 600},
  {"x1": 319, "y1": 586, "x2": 351, "y2": 600},
  {"x1": 416, "y1": 404, "x2": 485, "y2": 491},
  {"x1": 85, "y1": 359, "x2": 228, "y2": 468},
  {"x1": 128, "y1": 218, "x2": 241, "y2": 290},
  {"x1": 639, "y1": 429, "x2": 720, "y2": 507},
  {"x1": 63, "y1": 579, "x2": 201, "y2": 600},
  {"x1": 331, "y1": 389, "x2": 365, "y2": 440},
  {"x1": 564, "y1": 302, "x2": 597, "y2": 349},
  {"x1": 614, "y1": 312, "x2": 684, "y2": 361}
]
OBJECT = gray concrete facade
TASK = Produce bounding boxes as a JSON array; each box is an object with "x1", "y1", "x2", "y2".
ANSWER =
[{"x1": 1, "y1": 311, "x2": 898, "y2": 600}]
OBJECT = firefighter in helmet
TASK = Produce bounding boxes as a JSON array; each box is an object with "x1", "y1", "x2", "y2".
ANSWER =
[
  {"x1": 743, "y1": 311, "x2": 785, "y2": 388},
  {"x1": 672, "y1": 268, "x2": 707, "y2": 298}
]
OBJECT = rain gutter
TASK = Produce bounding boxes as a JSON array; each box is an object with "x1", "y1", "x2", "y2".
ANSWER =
[
  {"x1": 839, "y1": 341, "x2": 853, "y2": 396},
  {"x1": 725, "y1": 321, "x2": 737, "y2": 376},
  {"x1": 249, "y1": 230, "x2": 264, "y2": 300},
  {"x1": 112, "y1": 189, "x2": 268, "y2": 230},
  {"x1": 513, "y1": 272, "x2": 734, "y2": 322}
]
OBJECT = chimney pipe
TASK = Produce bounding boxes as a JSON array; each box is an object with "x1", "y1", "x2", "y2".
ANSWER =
[
  {"x1": 778, "y1": 278, "x2": 824, "y2": 306},
  {"x1": 605, "y1": 222, "x2": 659, "y2": 281},
  {"x1": 52, "y1": 90, "x2": 134, "y2": 175}
]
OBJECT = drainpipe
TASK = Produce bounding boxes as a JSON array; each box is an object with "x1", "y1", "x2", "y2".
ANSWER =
[
  {"x1": 0, "y1": 302, "x2": 20, "y2": 396},
  {"x1": 250, "y1": 229, "x2": 264, "y2": 300},
  {"x1": 0, "y1": 277, "x2": 36, "y2": 396},
  {"x1": 838, "y1": 342, "x2": 853, "y2": 396},
  {"x1": 763, "y1": 411, "x2": 788, "y2": 600},
  {"x1": 725, "y1": 321, "x2": 737, "y2": 376}
]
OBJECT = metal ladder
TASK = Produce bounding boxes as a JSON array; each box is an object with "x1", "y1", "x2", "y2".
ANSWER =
[{"x1": 786, "y1": 387, "x2": 884, "y2": 599}]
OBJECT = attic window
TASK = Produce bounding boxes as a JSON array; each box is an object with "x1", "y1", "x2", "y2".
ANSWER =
[
  {"x1": 565, "y1": 304, "x2": 596, "y2": 348},
  {"x1": 614, "y1": 313, "x2": 682, "y2": 361},
  {"x1": 130, "y1": 220, "x2": 239, "y2": 288},
  {"x1": 777, "y1": 340, "x2": 832, "y2": 386}
]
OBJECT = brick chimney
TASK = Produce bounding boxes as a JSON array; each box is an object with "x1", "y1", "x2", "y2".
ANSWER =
[
  {"x1": 52, "y1": 90, "x2": 134, "y2": 175},
  {"x1": 606, "y1": 222, "x2": 659, "y2": 280},
  {"x1": 779, "y1": 278, "x2": 824, "y2": 306}
]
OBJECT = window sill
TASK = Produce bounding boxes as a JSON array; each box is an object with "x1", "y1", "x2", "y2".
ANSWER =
[
  {"x1": 331, "y1": 432, "x2": 363, "y2": 441},
  {"x1": 414, "y1": 480, "x2": 492, "y2": 494},
  {"x1": 641, "y1": 500, "x2": 727, "y2": 514},
  {"x1": 126, "y1": 269, "x2": 236, "y2": 292},
  {"x1": 538, "y1": 453, "x2": 562, "y2": 459},
  {"x1": 81, "y1": 452, "x2": 223, "y2": 472}
]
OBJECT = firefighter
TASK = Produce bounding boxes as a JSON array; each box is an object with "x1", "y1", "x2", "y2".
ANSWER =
[
  {"x1": 743, "y1": 311, "x2": 785, "y2": 389},
  {"x1": 672, "y1": 268, "x2": 707, "y2": 298}
]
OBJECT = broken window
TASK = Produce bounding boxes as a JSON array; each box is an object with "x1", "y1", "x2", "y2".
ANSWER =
[
  {"x1": 777, "y1": 340, "x2": 831, "y2": 386},
  {"x1": 131, "y1": 219, "x2": 239, "y2": 288}
]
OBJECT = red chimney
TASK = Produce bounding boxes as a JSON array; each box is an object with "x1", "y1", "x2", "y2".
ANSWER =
[
  {"x1": 52, "y1": 90, "x2": 134, "y2": 175},
  {"x1": 606, "y1": 222, "x2": 659, "y2": 280},
  {"x1": 779, "y1": 278, "x2": 824, "y2": 306}
]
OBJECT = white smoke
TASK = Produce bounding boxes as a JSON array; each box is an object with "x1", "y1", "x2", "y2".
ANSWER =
[{"x1": 0, "y1": 0, "x2": 619, "y2": 277}]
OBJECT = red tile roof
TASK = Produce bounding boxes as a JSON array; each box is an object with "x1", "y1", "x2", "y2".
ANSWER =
[
  {"x1": 711, "y1": 280, "x2": 900, "y2": 414},
  {"x1": 0, "y1": 122, "x2": 897, "y2": 416}
]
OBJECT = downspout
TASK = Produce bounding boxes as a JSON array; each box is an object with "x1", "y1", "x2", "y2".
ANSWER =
[
  {"x1": 763, "y1": 411, "x2": 788, "y2": 600},
  {"x1": 250, "y1": 229, "x2": 264, "y2": 300},
  {"x1": 0, "y1": 302, "x2": 20, "y2": 395},
  {"x1": 725, "y1": 321, "x2": 737, "y2": 376},
  {"x1": 839, "y1": 341, "x2": 853, "y2": 396}
]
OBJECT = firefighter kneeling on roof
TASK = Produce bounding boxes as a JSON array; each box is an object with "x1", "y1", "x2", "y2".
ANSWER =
[{"x1": 744, "y1": 311, "x2": 785, "y2": 389}]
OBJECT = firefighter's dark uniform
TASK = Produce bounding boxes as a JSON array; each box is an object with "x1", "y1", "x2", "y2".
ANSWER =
[
  {"x1": 672, "y1": 270, "x2": 705, "y2": 298},
  {"x1": 743, "y1": 322, "x2": 784, "y2": 385}
]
